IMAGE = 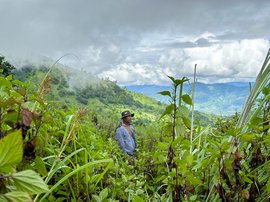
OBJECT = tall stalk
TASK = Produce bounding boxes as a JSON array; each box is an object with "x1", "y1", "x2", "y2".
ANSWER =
[
  {"x1": 190, "y1": 64, "x2": 197, "y2": 153},
  {"x1": 159, "y1": 76, "x2": 190, "y2": 202},
  {"x1": 31, "y1": 53, "x2": 79, "y2": 112}
]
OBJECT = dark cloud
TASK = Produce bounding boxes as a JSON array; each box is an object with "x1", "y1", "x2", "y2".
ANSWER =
[{"x1": 0, "y1": 0, "x2": 269, "y2": 84}]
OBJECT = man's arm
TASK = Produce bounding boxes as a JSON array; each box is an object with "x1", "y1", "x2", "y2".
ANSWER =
[{"x1": 116, "y1": 128, "x2": 127, "y2": 153}]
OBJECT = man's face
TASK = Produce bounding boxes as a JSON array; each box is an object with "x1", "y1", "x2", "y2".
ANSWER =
[{"x1": 123, "y1": 115, "x2": 132, "y2": 123}]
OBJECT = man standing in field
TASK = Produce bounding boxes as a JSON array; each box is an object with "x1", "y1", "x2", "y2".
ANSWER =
[{"x1": 115, "y1": 110, "x2": 137, "y2": 156}]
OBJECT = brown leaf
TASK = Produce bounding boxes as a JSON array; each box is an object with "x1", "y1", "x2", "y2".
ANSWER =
[
  {"x1": 241, "y1": 189, "x2": 250, "y2": 200},
  {"x1": 21, "y1": 108, "x2": 33, "y2": 126}
]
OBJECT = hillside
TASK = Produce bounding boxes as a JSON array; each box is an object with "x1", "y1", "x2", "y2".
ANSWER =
[
  {"x1": 12, "y1": 64, "x2": 165, "y2": 124},
  {"x1": 11, "y1": 62, "x2": 216, "y2": 127}
]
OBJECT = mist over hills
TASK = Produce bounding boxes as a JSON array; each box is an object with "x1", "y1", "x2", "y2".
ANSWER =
[
  {"x1": 124, "y1": 82, "x2": 252, "y2": 116},
  {"x1": 4, "y1": 54, "x2": 252, "y2": 116},
  {"x1": 5, "y1": 54, "x2": 100, "y2": 87}
]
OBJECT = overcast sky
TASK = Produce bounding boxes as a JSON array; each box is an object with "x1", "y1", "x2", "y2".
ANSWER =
[{"x1": 0, "y1": 0, "x2": 270, "y2": 85}]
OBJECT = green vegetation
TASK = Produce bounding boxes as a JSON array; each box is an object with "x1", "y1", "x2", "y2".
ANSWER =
[{"x1": 0, "y1": 49, "x2": 270, "y2": 201}]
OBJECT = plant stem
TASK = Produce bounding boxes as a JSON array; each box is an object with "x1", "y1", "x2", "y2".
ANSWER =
[{"x1": 190, "y1": 64, "x2": 197, "y2": 153}]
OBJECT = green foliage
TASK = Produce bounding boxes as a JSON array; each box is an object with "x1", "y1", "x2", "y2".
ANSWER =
[
  {"x1": 0, "y1": 56, "x2": 15, "y2": 77},
  {"x1": 1, "y1": 50, "x2": 270, "y2": 201},
  {"x1": 75, "y1": 80, "x2": 143, "y2": 108},
  {"x1": 0, "y1": 131, "x2": 48, "y2": 200},
  {"x1": 0, "y1": 130, "x2": 23, "y2": 173}
]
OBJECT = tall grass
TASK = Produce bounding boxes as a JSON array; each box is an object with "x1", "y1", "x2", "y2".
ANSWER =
[{"x1": 237, "y1": 48, "x2": 270, "y2": 130}]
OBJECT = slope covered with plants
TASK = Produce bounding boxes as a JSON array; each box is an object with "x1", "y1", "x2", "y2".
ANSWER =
[{"x1": 0, "y1": 49, "x2": 270, "y2": 201}]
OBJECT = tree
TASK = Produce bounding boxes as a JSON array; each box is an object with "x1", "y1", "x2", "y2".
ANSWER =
[{"x1": 0, "y1": 56, "x2": 15, "y2": 77}]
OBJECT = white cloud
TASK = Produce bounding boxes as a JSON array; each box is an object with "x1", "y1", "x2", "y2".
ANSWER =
[
  {"x1": 98, "y1": 38, "x2": 269, "y2": 84},
  {"x1": 98, "y1": 63, "x2": 170, "y2": 85},
  {"x1": 157, "y1": 38, "x2": 269, "y2": 83}
]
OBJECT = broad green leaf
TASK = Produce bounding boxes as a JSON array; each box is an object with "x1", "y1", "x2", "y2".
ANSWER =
[
  {"x1": 0, "y1": 195, "x2": 8, "y2": 202},
  {"x1": 226, "y1": 128, "x2": 238, "y2": 137},
  {"x1": 224, "y1": 158, "x2": 234, "y2": 172},
  {"x1": 160, "y1": 104, "x2": 174, "y2": 119},
  {"x1": 182, "y1": 94, "x2": 193, "y2": 105},
  {"x1": 0, "y1": 130, "x2": 22, "y2": 172},
  {"x1": 3, "y1": 191, "x2": 32, "y2": 202},
  {"x1": 262, "y1": 86, "x2": 270, "y2": 95},
  {"x1": 133, "y1": 195, "x2": 145, "y2": 202},
  {"x1": 186, "y1": 174, "x2": 202, "y2": 185},
  {"x1": 172, "y1": 136, "x2": 183, "y2": 149},
  {"x1": 99, "y1": 188, "x2": 108, "y2": 200},
  {"x1": 221, "y1": 141, "x2": 230, "y2": 153},
  {"x1": 12, "y1": 170, "x2": 49, "y2": 194},
  {"x1": 1, "y1": 97, "x2": 18, "y2": 107},
  {"x1": 5, "y1": 110, "x2": 18, "y2": 124},
  {"x1": 267, "y1": 178, "x2": 270, "y2": 194},
  {"x1": 240, "y1": 133, "x2": 256, "y2": 142},
  {"x1": 34, "y1": 156, "x2": 48, "y2": 177},
  {"x1": 10, "y1": 91, "x2": 23, "y2": 99},
  {"x1": 12, "y1": 80, "x2": 28, "y2": 88},
  {"x1": 174, "y1": 79, "x2": 183, "y2": 85},
  {"x1": 158, "y1": 142, "x2": 169, "y2": 150},
  {"x1": 243, "y1": 176, "x2": 253, "y2": 184},
  {"x1": 192, "y1": 161, "x2": 202, "y2": 170},
  {"x1": 174, "y1": 77, "x2": 189, "y2": 86},
  {"x1": 55, "y1": 197, "x2": 66, "y2": 202},
  {"x1": 190, "y1": 195, "x2": 197, "y2": 201},
  {"x1": 167, "y1": 75, "x2": 175, "y2": 83},
  {"x1": 6, "y1": 74, "x2": 12, "y2": 81},
  {"x1": 182, "y1": 116, "x2": 191, "y2": 129},
  {"x1": 177, "y1": 122, "x2": 186, "y2": 136},
  {"x1": 184, "y1": 152, "x2": 193, "y2": 166},
  {"x1": 92, "y1": 195, "x2": 101, "y2": 202},
  {"x1": 154, "y1": 175, "x2": 167, "y2": 183},
  {"x1": 178, "y1": 105, "x2": 189, "y2": 118},
  {"x1": 181, "y1": 139, "x2": 191, "y2": 150},
  {"x1": 250, "y1": 116, "x2": 262, "y2": 125},
  {"x1": 0, "y1": 77, "x2": 12, "y2": 88},
  {"x1": 158, "y1": 91, "x2": 171, "y2": 97}
]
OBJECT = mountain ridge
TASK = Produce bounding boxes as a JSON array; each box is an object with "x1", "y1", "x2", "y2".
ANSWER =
[{"x1": 123, "y1": 82, "x2": 251, "y2": 116}]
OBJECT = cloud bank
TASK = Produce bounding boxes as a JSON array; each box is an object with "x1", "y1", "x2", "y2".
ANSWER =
[{"x1": 0, "y1": 0, "x2": 269, "y2": 84}]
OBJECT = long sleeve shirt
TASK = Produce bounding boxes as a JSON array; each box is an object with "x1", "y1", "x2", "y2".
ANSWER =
[{"x1": 115, "y1": 123, "x2": 137, "y2": 156}]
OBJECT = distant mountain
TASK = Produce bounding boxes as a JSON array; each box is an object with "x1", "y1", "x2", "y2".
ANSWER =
[{"x1": 123, "y1": 82, "x2": 252, "y2": 116}]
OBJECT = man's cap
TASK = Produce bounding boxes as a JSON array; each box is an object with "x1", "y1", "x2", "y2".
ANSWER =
[{"x1": 121, "y1": 110, "x2": 134, "y2": 119}]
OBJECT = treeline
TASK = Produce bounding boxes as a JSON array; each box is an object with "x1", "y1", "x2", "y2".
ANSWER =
[
  {"x1": 75, "y1": 81, "x2": 143, "y2": 108},
  {"x1": 12, "y1": 65, "x2": 142, "y2": 107}
]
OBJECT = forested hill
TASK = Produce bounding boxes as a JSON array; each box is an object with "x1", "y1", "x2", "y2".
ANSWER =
[
  {"x1": 11, "y1": 64, "x2": 215, "y2": 126},
  {"x1": 11, "y1": 64, "x2": 168, "y2": 125},
  {"x1": 124, "y1": 82, "x2": 252, "y2": 116}
]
